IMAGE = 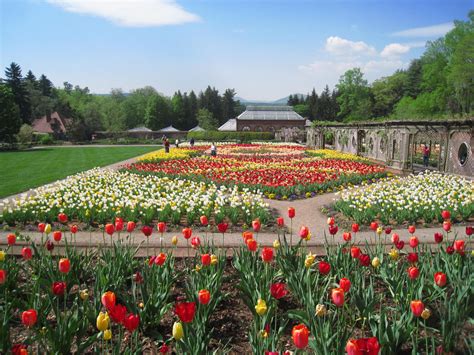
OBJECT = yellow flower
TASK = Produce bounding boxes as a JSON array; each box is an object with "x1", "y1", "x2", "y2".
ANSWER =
[
  {"x1": 195, "y1": 265, "x2": 201, "y2": 272},
  {"x1": 96, "y1": 312, "x2": 109, "y2": 332},
  {"x1": 210, "y1": 254, "x2": 218, "y2": 265},
  {"x1": 79, "y1": 289, "x2": 89, "y2": 301},
  {"x1": 305, "y1": 253, "x2": 315, "y2": 268},
  {"x1": 138, "y1": 302, "x2": 144, "y2": 308},
  {"x1": 255, "y1": 299, "x2": 267, "y2": 316},
  {"x1": 173, "y1": 322, "x2": 184, "y2": 340},
  {"x1": 260, "y1": 330, "x2": 268, "y2": 338},
  {"x1": 376, "y1": 227, "x2": 383, "y2": 236},
  {"x1": 421, "y1": 308, "x2": 431, "y2": 320},
  {"x1": 371, "y1": 257, "x2": 381, "y2": 268},
  {"x1": 315, "y1": 304, "x2": 327, "y2": 317},
  {"x1": 273, "y1": 240, "x2": 280, "y2": 249},
  {"x1": 103, "y1": 329, "x2": 112, "y2": 341},
  {"x1": 388, "y1": 249, "x2": 399, "y2": 261},
  {"x1": 44, "y1": 223, "x2": 51, "y2": 234},
  {"x1": 171, "y1": 235, "x2": 178, "y2": 246},
  {"x1": 0, "y1": 250, "x2": 5, "y2": 262}
]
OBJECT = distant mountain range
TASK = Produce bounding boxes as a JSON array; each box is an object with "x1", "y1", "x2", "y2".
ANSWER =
[{"x1": 236, "y1": 94, "x2": 307, "y2": 106}]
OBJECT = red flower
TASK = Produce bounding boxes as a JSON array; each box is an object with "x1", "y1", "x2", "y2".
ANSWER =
[
  {"x1": 52, "y1": 281, "x2": 66, "y2": 296},
  {"x1": 434, "y1": 272, "x2": 447, "y2": 287},
  {"x1": 276, "y1": 217, "x2": 284, "y2": 227},
  {"x1": 46, "y1": 240, "x2": 54, "y2": 251},
  {"x1": 288, "y1": 207, "x2": 295, "y2": 219},
  {"x1": 370, "y1": 222, "x2": 378, "y2": 231},
  {"x1": 242, "y1": 231, "x2": 253, "y2": 243},
  {"x1": 217, "y1": 222, "x2": 228, "y2": 234},
  {"x1": 21, "y1": 247, "x2": 32, "y2": 260},
  {"x1": 408, "y1": 225, "x2": 416, "y2": 234},
  {"x1": 385, "y1": 227, "x2": 392, "y2": 235},
  {"x1": 329, "y1": 225, "x2": 338, "y2": 235},
  {"x1": 299, "y1": 226, "x2": 310, "y2": 239},
  {"x1": 410, "y1": 300, "x2": 424, "y2": 317},
  {"x1": 391, "y1": 233, "x2": 400, "y2": 244},
  {"x1": 0, "y1": 269, "x2": 7, "y2": 284},
  {"x1": 200, "y1": 215, "x2": 208, "y2": 226},
  {"x1": 155, "y1": 253, "x2": 167, "y2": 266},
  {"x1": 252, "y1": 219, "x2": 261, "y2": 232},
  {"x1": 453, "y1": 240, "x2": 465, "y2": 253},
  {"x1": 198, "y1": 289, "x2": 211, "y2": 305},
  {"x1": 339, "y1": 277, "x2": 351, "y2": 292},
  {"x1": 38, "y1": 223, "x2": 46, "y2": 233},
  {"x1": 126, "y1": 221, "x2": 136, "y2": 233},
  {"x1": 466, "y1": 226, "x2": 473, "y2": 236},
  {"x1": 434, "y1": 232, "x2": 443, "y2": 244},
  {"x1": 53, "y1": 231, "x2": 62, "y2": 242},
  {"x1": 351, "y1": 223, "x2": 359, "y2": 233},
  {"x1": 292, "y1": 324, "x2": 309, "y2": 349},
  {"x1": 123, "y1": 313, "x2": 140, "y2": 332},
  {"x1": 58, "y1": 258, "x2": 70, "y2": 273},
  {"x1": 441, "y1": 210, "x2": 451, "y2": 220},
  {"x1": 159, "y1": 343, "x2": 169, "y2": 354},
  {"x1": 443, "y1": 220, "x2": 451, "y2": 232},
  {"x1": 191, "y1": 237, "x2": 201, "y2": 249},
  {"x1": 407, "y1": 252, "x2": 418, "y2": 264},
  {"x1": 246, "y1": 238, "x2": 257, "y2": 252},
  {"x1": 395, "y1": 240, "x2": 405, "y2": 250},
  {"x1": 261, "y1": 247, "x2": 274, "y2": 263},
  {"x1": 331, "y1": 288, "x2": 345, "y2": 307},
  {"x1": 201, "y1": 254, "x2": 211, "y2": 266},
  {"x1": 446, "y1": 246, "x2": 454, "y2": 255},
  {"x1": 7, "y1": 233, "x2": 16, "y2": 245},
  {"x1": 58, "y1": 213, "x2": 68, "y2": 223},
  {"x1": 343, "y1": 232, "x2": 352, "y2": 242},
  {"x1": 350, "y1": 246, "x2": 361, "y2": 259},
  {"x1": 327, "y1": 217, "x2": 335, "y2": 226},
  {"x1": 21, "y1": 309, "x2": 37, "y2": 327},
  {"x1": 270, "y1": 283, "x2": 288, "y2": 299},
  {"x1": 407, "y1": 266, "x2": 419, "y2": 280},
  {"x1": 70, "y1": 225, "x2": 78, "y2": 234},
  {"x1": 346, "y1": 337, "x2": 381, "y2": 355},
  {"x1": 359, "y1": 254, "x2": 370, "y2": 267},
  {"x1": 134, "y1": 272, "x2": 143, "y2": 284},
  {"x1": 109, "y1": 304, "x2": 127, "y2": 324},
  {"x1": 409, "y1": 236, "x2": 419, "y2": 248},
  {"x1": 182, "y1": 227, "x2": 192, "y2": 240},
  {"x1": 175, "y1": 301, "x2": 196, "y2": 323},
  {"x1": 101, "y1": 291, "x2": 116, "y2": 310},
  {"x1": 105, "y1": 224, "x2": 115, "y2": 236},
  {"x1": 157, "y1": 222, "x2": 166, "y2": 233},
  {"x1": 141, "y1": 225, "x2": 153, "y2": 237},
  {"x1": 318, "y1": 261, "x2": 331, "y2": 275},
  {"x1": 115, "y1": 218, "x2": 124, "y2": 232},
  {"x1": 11, "y1": 344, "x2": 27, "y2": 355}
]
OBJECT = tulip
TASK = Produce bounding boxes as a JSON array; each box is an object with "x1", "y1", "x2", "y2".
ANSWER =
[
  {"x1": 70, "y1": 225, "x2": 78, "y2": 234},
  {"x1": 466, "y1": 226, "x2": 473, "y2": 236},
  {"x1": 270, "y1": 283, "x2": 288, "y2": 299},
  {"x1": 103, "y1": 329, "x2": 112, "y2": 341},
  {"x1": 45, "y1": 240, "x2": 54, "y2": 251},
  {"x1": 446, "y1": 246, "x2": 454, "y2": 255},
  {"x1": 200, "y1": 215, "x2": 208, "y2": 226},
  {"x1": 53, "y1": 231, "x2": 62, "y2": 242},
  {"x1": 385, "y1": 227, "x2": 392, "y2": 234},
  {"x1": 96, "y1": 311, "x2": 109, "y2": 331},
  {"x1": 157, "y1": 222, "x2": 166, "y2": 233},
  {"x1": 246, "y1": 238, "x2": 257, "y2": 252},
  {"x1": 391, "y1": 233, "x2": 399, "y2": 244},
  {"x1": 273, "y1": 240, "x2": 280, "y2": 249},
  {"x1": 304, "y1": 253, "x2": 315, "y2": 268},
  {"x1": 21, "y1": 247, "x2": 32, "y2": 260},
  {"x1": 171, "y1": 235, "x2": 178, "y2": 245},
  {"x1": 421, "y1": 308, "x2": 431, "y2": 320},
  {"x1": 101, "y1": 291, "x2": 116, "y2": 310},
  {"x1": 198, "y1": 289, "x2": 211, "y2": 305},
  {"x1": 21, "y1": 309, "x2": 37, "y2": 327},
  {"x1": 80, "y1": 289, "x2": 89, "y2": 301},
  {"x1": 38, "y1": 222, "x2": 46, "y2": 233},
  {"x1": 350, "y1": 246, "x2": 360, "y2": 259},
  {"x1": 371, "y1": 257, "x2": 381, "y2": 268},
  {"x1": 441, "y1": 210, "x2": 451, "y2": 220},
  {"x1": 359, "y1": 254, "x2": 370, "y2": 267},
  {"x1": 276, "y1": 217, "x2": 284, "y2": 227},
  {"x1": 242, "y1": 231, "x2": 253, "y2": 242},
  {"x1": 210, "y1": 254, "x2": 218, "y2": 265},
  {"x1": 396, "y1": 240, "x2": 405, "y2": 250},
  {"x1": 252, "y1": 219, "x2": 261, "y2": 232},
  {"x1": 318, "y1": 261, "x2": 331, "y2": 275},
  {"x1": 58, "y1": 258, "x2": 70, "y2": 274},
  {"x1": 453, "y1": 240, "x2": 465, "y2": 253},
  {"x1": 155, "y1": 253, "x2": 167, "y2": 266},
  {"x1": 339, "y1": 277, "x2": 351, "y2": 292},
  {"x1": 408, "y1": 225, "x2": 416, "y2": 234},
  {"x1": 346, "y1": 337, "x2": 380, "y2": 355},
  {"x1": 44, "y1": 223, "x2": 51, "y2": 234},
  {"x1": 255, "y1": 299, "x2": 267, "y2": 316},
  {"x1": 58, "y1": 213, "x2": 68, "y2": 223},
  {"x1": 7, "y1": 233, "x2": 16, "y2": 245},
  {"x1": 0, "y1": 269, "x2": 6, "y2": 284},
  {"x1": 217, "y1": 222, "x2": 228, "y2": 234},
  {"x1": 376, "y1": 227, "x2": 383, "y2": 236},
  {"x1": 141, "y1": 225, "x2": 153, "y2": 237},
  {"x1": 159, "y1": 343, "x2": 169, "y2": 354},
  {"x1": 288, "y1": 207, "x2": 295, "y2": 219},
  {"x1": 443, "y1": 220, "x2": 451, "y2": 232},
  {"x1": 172, "y1": 322, "x2": 184, "y2": 340},
  {"x1": 123, "y1": 313, "x2": 140, "y2": 332},
  {"x1": 52, "y1": 281, "x2": 66, "y2": 296},
  {"x1": 105, "y1": 224, "x2": 114, "y2": 236},
  {"x1": 407, "y1": 266, "x2": 419, "y2": 280},
  {"x1": 261, "y1": 247, "x2": 274, "y2": 263},
  {"x1": 407, "y1": 252, "x2": 418, "y2": 264},
  {"x1": 343, "y1": 232, "x2": 351, "y2": 242},
  {"x1": 299, "y1": 226, "x2": 310, "y2": 239},
  {"x1": 327, "y1": 217, "x2": 335, "y2": 226},
  {"x1": 182, "y1": 227, "x2": 192, "y2": 240},
  {"x1": 292, "y1": 324, "x2": 309, "y2": 349},
  {"x1": 409, "y1": 236, "x2": 419, "y2": 248},
  {"x1": 315, "y1": 304, "x2": 327, "y2": 317},
  {"x1": 351, "y1": 223, "x2": 359, "y2": 233},
  {"x1": 175, "y1": 301, "x2": 196, "y2": 323},
  {"x1": 126, "y1": 221, "x2": 136, "y2": 233},
  {"x1": 201, "y1": 253, "x2": 211, "y2": 266},
  {"x1": 134, "y1": 272, "x2": 143, "y2": 284},
  {"x1": 434, "y1": 232, "x2": 443, "y2": 243},
  {"x1": 331, "y1": 288, "x2": 345, "y2": 307},
  {"x1": 191, "y1": 236, "x2": 201, "y2": 249},
  {"x1": 411, "y1": 300, "x2": 424, "y2": 317},
  {"x1": 0, "y1": 250, "x2": 5, "y2": 262},
  {"x1": 328, "y1": 225, "x2": 338, "y2": 235},
  {"x1": 109, "y1": 304, "x2": 127, "y2": 324},
  {"x1": 389, "y1": 248, "x2": 399, "y2": 261},
  {"x1": 434, "y1": 272, "x2": 447, "y2": 287},
  {"x1": 370, "y1": 222, "x2": 378, "y2": 231}
]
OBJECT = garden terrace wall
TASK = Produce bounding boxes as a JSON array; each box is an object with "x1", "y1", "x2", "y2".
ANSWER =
[{"x1": 305, "y1": 118, "x2": 474, "y2": 177}]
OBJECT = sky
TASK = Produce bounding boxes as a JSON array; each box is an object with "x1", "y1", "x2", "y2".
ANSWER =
[{"x1": 0, "y1": 0, "x2": 472, "y2": 101}]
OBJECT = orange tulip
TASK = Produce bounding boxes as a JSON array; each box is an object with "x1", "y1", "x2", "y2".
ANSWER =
[
  {"x1": 410, "y1": 300, "x2": 424, "y2": 317},
  {"x1": 292, "y1": 324, "x2": 309, "y2": 349},
  {"x1": 101, "y1": 291, "x2": 116, "y2": 310}
]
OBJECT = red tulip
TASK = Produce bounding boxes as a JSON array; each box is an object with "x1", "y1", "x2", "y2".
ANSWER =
[
  {"x1": 109, "y1": 304, "x2": 127, "y2": 324},
  {"x1": 159, "y1": 343, "x2": 169, "y2": 354},
  {"x1": 391, "y1": 233, "x2": 400, "y2": 244},
  {"x1": 182, "y1": 227, "x2": 192, "y2": 240},
  {"x1": 270, "y1": 283, "x2": 288, "y2": 299},
  {"x1": 351, "y1": 223, "x2": 359, "y2": 233},
  {"x1": 200, "y1": 215, "x2": 208, "y2": 226},
  {"x1": 141, "y1": 225, "x2": 153, "y2": 237},
  {"x1": 407, "y1": 252, "x2": 418, "y2": 264},
  {"x1": 157, "y1": 222, "x2": 166, "y2": 233},
  {"x1": 346, "y1": 337, "x2": 380, "y2": 355},
  {"x1": 0, "y1": 269, "x2": 6, "y2": 284},
  {"x1": 58, "y1": 213, "x2": 68, "y2": 223},
  {"x1": 327, "y1": 217, "x2": 335, "y2": 226},
  {"x1": 134, "y1": 272, "x2": 143, "y2": 284},
  {"x1": 329, "y1": 225, "x2": 338, "y2": 235},
  {"x1": 53, "y1": 231, "x2": 62, "y2": 242},
  {"x1": 58, "y1": 258, "x2": 70, "y2": 274},
  {"x1": 395, "y1": 240, "x2": 405, "y2": 250},
  {"x1": 407, "y1": 266, "x2": 419, "y2": 280},
  {"x1": 46, "y1": 240, "x2": 54, "y2": 251},
  {"x1": 246, "y1": 238, "x2": 257, "y2": 252},
  {"x1": 343, "y1": 232, "x2": 351, "y2": 242},
  {"x1": 101, "y1": 291, "x2": 116, "y2": 310},
  {"x1": 299, "y1": 226, "x2": 309, "y2": 239},
  {"x1": 21, "y1": 309, "x2": 37, "y2": 327},
  {"x1": 370, "y1": 222, "x2": 378, "y2": 231},
  {"x1": 115, "y1": 217, "x2": 124, "y2": 232},
  {"x1": 292, "y1": 324, "x2": 309, "y2": 349},
  {"x1": 453, "y1": 240, "x2": 465, "y2": 253},
  {"x1": 123, "y1": 313, "x2": 140, "y2": 332},
  {"x1": 175, "y1": 301, "x2": 196, "y2": 323},
  {"x1": 443, "y1": 220, "x2": 451, "y2": 232},
  {"x1": 441, "y1": 210, "x2": 451, "y2": 220},
  {"x1": 409, "y1": 236, "x2": 419, "y2": 248},
  {"x1": 242, "y1": 231, "x2": 253, "y2": 243},
  {"x1": 70, "y1": 225, "x2": 78, "y2": 234},
  {"x1": 446, "y1": 246, "x2": 454, "y2": 255},
  {"x1": 331, "y1": 288, "x2": 345, "y2": 307},
  {"x1": 385, "y1": 227, "x2": 392, "y2": 235},
  {"x1": 7, "y1": 233, "x2": 16, "y2": 245},
  {"x1": 261, "y1": 247, "x2": 274, "y2": 263},
  {"x1": 410, "y1": 300, "x2": 424, "y2": 317},
  {"x1": 191, "y1": 236, "x2": 201, "y2": 249},
  {"x1": 198, "y1": 289, "x2": 211, "y2": 305},
  {"x1": 155, "y1": 253, "x2": 167, "y2": 266},
  {"x1": 52, "y1": 281, "x2": 66, "y2": 296},
  {"x1": 359, "y1": 254, "x2": 370, "y2": 267},
  {"x1": 339, "y1": 277, "x2": 351, "y2": 292},
  {"x1": 466, "y1": 226, "x2": 473, "y2": 236},
  {"x1": 350, "y1": 246, "x2": 361, "y2": 259},
  {"x1": 318, "y1": 261, "x2": 331, "y2": 275},
  {"x1": 105, "y1": 224, "x2": 114, "y2": 236},
  {"x1": 288, "y1": 207, "x2": 295, "y2": 219},
  {"x1": 265, "y1": 352, "x2": 279, "y2": 355},
  {"x1": 21, "y1": 247, "x2": 32, "y2": 260},
  {"x1": 126, "y1": 221, "x2": 136, "y2": 233},
  {"x1": 434, "y1": 232, "x2": 443, "y2": 243},
  {"x1": 201, "y1": 254, "x2": 211, "y2": 266},
  {"x1": 434, "y1": 272, "x2": 447, "y2": 287},
  {"x1": 38, "y1": 223, "x2": 46, "y2": 233},
  {"x1": 408, "y1": 225, "x2": 416, "y2": 234},
  {"x1": 252, "y1": 219, "x2": 261, "y2": 232},
  {"x1": 217, "y1": 222, "x2": 228, "y2": 234},
  {"x1": 276, "y1": 217, "x2": 284, "y2": 227},
  {"x1": 11, "y1": 344, "x2": 28, "y2": 355}
]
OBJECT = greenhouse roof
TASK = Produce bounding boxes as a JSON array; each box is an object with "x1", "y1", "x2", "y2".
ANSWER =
[{"x1": 238, "y1": 105, "x2": 304, "y2": 121}]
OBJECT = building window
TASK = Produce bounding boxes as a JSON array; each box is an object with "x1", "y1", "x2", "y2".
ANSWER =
[
  {"x1": 458, "y1": 142, "x2": 469, "y2": 166},
  {"x1": 242, "y1": 126, "x2": 250, "y2": 131}
]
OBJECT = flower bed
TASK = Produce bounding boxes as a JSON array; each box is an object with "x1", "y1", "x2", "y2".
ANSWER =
[
  {"x1": 0, "y1": 168, "x2": 270, "y2": 226},
  {"x1": 334, "y1": 171, "x2": 474, "y2": 225}
]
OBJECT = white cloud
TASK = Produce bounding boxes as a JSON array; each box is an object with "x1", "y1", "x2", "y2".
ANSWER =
[
  {"x1": 46, "y1": 0, "x2": 201, "y2": 27},
  {"x1": 325, "y1": 36, "x2": 377, "y2": 56},
  {"x1": 392, "y1": 22, "x2": 454, "y2": 38},
  {"x1": 380, "y1": 43, "x2": 410, "y2": 58}
]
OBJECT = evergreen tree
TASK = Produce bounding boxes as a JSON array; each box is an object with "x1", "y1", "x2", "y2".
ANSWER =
[
  {"x1": 171, "y1": 91, "x2": 185, "y2": 130},
  {"x1": 25, "y1": 70, "x2": 37, "y2": 87},
  {"x1": 4, "y1": 62, "x2": 31, "y2": 123},
  {"x1": 38, "y1": 74, "x2": 53, "y2": 97},
  {"x1": 0, "y1": 85, "x2": 22, "y2": 144},
  {"x1": 188, "y1": 90, "x2": 198, "y2": 127},
  {"x1": 222, "y1": 88, "x2": 237, "y2": 120}
]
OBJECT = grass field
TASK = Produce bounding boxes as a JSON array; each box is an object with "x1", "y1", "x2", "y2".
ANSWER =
[{"x1": 0, "y1": 146, "x2": 160, "y2": 198}]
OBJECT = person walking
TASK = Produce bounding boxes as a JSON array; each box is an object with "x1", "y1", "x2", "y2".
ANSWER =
[
  {"x1": 422, "y1": 144, "x2": 430, "y2": 167},
  {"x1": 175, "y1": 138, "x2": 179, "y2": 148},
  {"x1": 164, "y1": 138, "x2": 170, "y2": 153},
  {"x1": 210, "y1": 142, "x2": 217, "y2": 157},
  {"x1": 190, "y1": 137, "x2": 195, "y2": 147}
]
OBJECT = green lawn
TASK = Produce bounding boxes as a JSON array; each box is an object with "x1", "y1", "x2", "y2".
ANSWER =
[{"x1": 0, "y1": 146, "x2": 160, "y2": 198}]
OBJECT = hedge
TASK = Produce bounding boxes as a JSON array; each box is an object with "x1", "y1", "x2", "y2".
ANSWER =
[{"x1": 187, "y1": 131, "x2": 274, "y2": 142}]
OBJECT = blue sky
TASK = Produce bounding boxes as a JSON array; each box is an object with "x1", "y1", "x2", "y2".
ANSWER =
[{"x1": 1, "y1": 0, "x2": 472, "y2": 101}]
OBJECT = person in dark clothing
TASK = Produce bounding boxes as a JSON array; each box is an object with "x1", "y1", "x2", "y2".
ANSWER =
[
  {"x1": 164, "y1": 139, "x2": 170, "y2": 153},
  {"x1": 190, "y1": 138, "x2": 195, "y2": 147}
]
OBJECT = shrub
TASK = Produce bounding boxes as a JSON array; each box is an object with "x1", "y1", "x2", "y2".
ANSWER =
[
  {"x1": 39, "y1": 134, "x2": 54, "y2": 145},
  {"x1": 187, "y1": 131, "x2": 274, "y2": 142},
  {"x1": 16, "y1": 124, "x2": 34, "y2": 145}
]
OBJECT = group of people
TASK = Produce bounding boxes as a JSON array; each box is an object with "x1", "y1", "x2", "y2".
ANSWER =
[{"x1": 162, "y1": 136, "x2": 217, "y2": 156}]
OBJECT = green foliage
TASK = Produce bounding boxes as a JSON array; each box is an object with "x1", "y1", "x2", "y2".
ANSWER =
[
  {"x1": 187, "y1": 130, "x2": 274, "y2": 142},
  {"x1": 0, "y1": 84, "x2": 22, "y2": 144},
  {"x1": 196, "y1": 108, "x2": 219, "y2": 130},
  {"x1": 16, "y1": 124, "x2": 34, "y2": 145},
  {"x1": 336, "y1": 68, "x2": 372, "y2": 121}
]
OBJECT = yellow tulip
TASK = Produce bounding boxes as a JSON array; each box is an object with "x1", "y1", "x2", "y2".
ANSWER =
[
  {"x1": 371, "y1": 257, "x2": 381, "y2": 268},
  {"x1": 0, "y1": 250, "x2": 5, "y2": 262},
  {"x1": 103, "y1": 329, "x2": 112, "y2": 341},
  {"x1": 44, "y1": 224, "x2": 51, "y2": 234},
  {"x1": 172, "y1": 322, "x2": 184, "y2": 340},
  {"x1": 376, "y1": 227, "x2": 383, "y2": 236},
  {"x1": 421, "y1": 308, "x2": 431, "y2": 320},
  {"x1": 210, "y1": 254, "x2": 218, "y2": 265},
  {"x1": 388, "y1": 249, "x2": 399, "y2": 261},
  {"x1": 315, "y1": 304, "x2": 327, "y2": 317},
  {"x1": 171, "y1": 236, "x2": 178, "y2": 246},
  {"x1": 79, "y1": 289, "x2": 89, "y2": 301},
  {"x1": 195, "y1": 265, "x2": 201, "y2": 272},
  {"x1": 255, "y1": 299, "x2": 267, "y2": 316},
  {"x1": 96, "y1": 312, "x2": 109, "y2": 332},
  {"x1": 305, "y1": 253, "x2": 315, "y2": 268},
  {"x1": 273, "y1": 240, "x2": 280, "y2": 249}
]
